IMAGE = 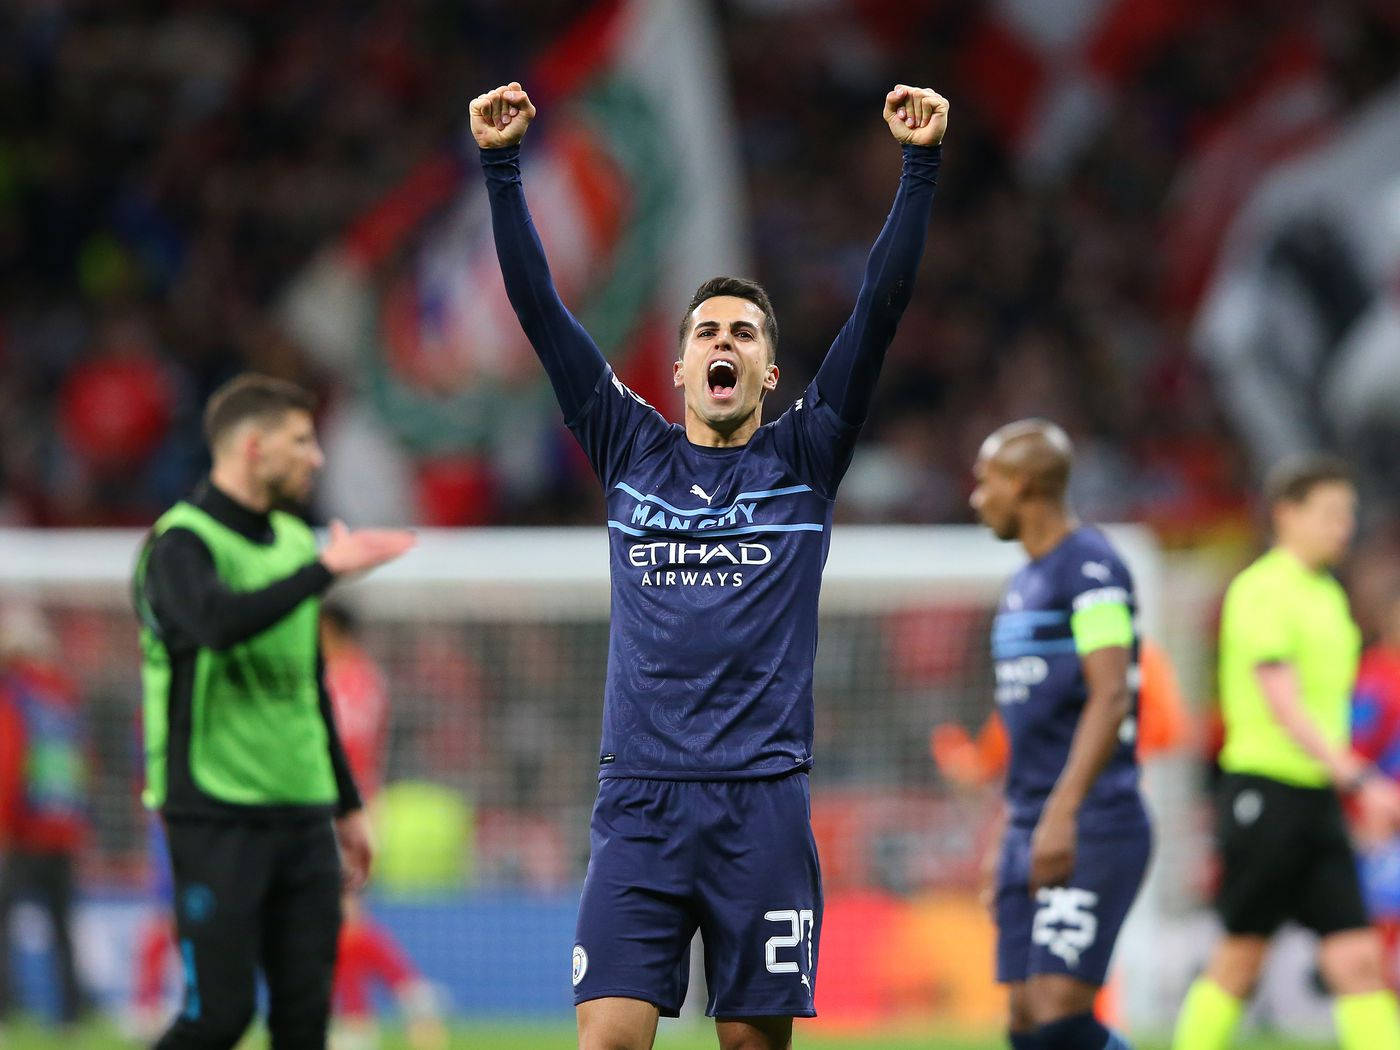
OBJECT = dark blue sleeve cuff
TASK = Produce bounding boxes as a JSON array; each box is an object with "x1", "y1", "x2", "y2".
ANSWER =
[
  {"x1": 901, "y1": 142, "x2": 942, "y2": 183},
  {"x1": 479, "y1": 143, "x2": 523, "y2": 180}
]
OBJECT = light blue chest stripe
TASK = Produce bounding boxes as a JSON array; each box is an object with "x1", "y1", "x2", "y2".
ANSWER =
[
  {"x1": 614, "y1": 481, "x2": 813, "y2": 517},
  {"x1": 992, "y1": 638, "x2": 1079, "y2": 659},
  {"x1": 994, "y1": 611, "x2": 1069, "y2": 625},
  {"x1": 607, "y1": 520, "x2": 825, "y2": 539}
]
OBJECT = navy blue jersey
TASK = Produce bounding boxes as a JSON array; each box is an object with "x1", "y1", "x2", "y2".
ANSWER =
[
  {"x1": 573, "y1": 371, "x2": 855, "y2": 778},
  {"x1": 481, "y1": 141, "x2": 940, "y2": 781},
  {"x1": 992, "y1": 527, "x2": 1142, "y2": 828}
]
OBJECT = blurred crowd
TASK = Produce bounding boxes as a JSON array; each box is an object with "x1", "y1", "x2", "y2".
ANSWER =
[{"x1": 1, "y1": 0, "x2": 1398, "y2": 532}]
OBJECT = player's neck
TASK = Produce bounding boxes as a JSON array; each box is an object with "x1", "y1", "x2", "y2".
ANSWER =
[
  {"x1": 1019, "y1": 506, "x2": 1076, "y2": 561},
  {"x1": 209, "y1": 462, "x2": 272, "y2": 515},
  {"x1": 683, "y1": 407, "x2": 761, "y2": 448},
  {"x1": 1275, "y1": 539, "x2": 1329, "y2": 574}
]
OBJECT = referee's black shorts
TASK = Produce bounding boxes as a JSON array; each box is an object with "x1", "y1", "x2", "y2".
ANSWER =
[{"x1": 1216, "y1": 771, "x2": 1369, "y2": 937}]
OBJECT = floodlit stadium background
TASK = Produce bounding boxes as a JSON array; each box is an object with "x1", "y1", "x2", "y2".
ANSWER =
[{"x1": 3, "y1": 0, "x2": 1400, "y2": 1047}]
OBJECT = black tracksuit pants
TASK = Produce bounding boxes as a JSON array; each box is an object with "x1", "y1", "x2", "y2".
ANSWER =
[{"x1": 156, "y1": 816, "x2": 342, "y2": 1050}]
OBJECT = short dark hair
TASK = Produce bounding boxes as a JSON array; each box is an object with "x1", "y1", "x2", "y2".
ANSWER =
[
  {"x1": 203, "y1": 373, "x2": 315, "y2": 451},
  {"x1": 678, "y1": 276, "x2": 778, "y2": 359},
  {"x1": 1264, "y1": 452, "x2": 1354, "y2": 506}
]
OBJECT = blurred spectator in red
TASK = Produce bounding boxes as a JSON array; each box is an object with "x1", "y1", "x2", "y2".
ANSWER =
[
  {"x1": 57, "y1": 315, "x2": 175, "y2": 477},
  {"x1": 321, "y1": 606, "x2": 447, "y2": 1050},
  {"x1": 332, "y1": 892, "x2": 446, "y2": 1050},
  {"x1": 0, "y1": 601, "x2": 92, "y2": 1026},
  {"x1": 1351, "y1": 587, "x2": 1400, "y2": 990},
  {"x1": 322, "y1": 605, "x2": 390, "y2": 800},
  {"x1": 1353, "y1": 588, "x2": 1400, "y2": 783}
]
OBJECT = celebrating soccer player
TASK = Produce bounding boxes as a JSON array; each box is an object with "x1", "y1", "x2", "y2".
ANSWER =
[
  {"x1": 969, "y1": 419, "x2": 1148, "y2": 1050},
  {"x1": 471, "y1": 79, "x2": 946, "y2": 1050},
  {"x1": 1173, "y1": 455, "x2": 1400, "y2": 1050}
]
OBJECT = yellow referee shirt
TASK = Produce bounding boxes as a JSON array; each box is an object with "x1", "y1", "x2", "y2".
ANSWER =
[{"x1": 1218, "y1": 547, "x2": 1361, "y2": 787}]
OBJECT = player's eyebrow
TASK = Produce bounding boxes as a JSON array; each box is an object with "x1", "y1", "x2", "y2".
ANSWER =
[{"x1": 694, "y1": 319, "x2": 758, "y2": 336}]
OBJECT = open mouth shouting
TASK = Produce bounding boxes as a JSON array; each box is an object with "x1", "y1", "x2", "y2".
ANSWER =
[{"x1": 707, "y1": 357, "x2": 738, "y2": 402}]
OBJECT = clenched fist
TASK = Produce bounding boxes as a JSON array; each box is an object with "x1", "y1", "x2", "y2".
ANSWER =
[
  {"x1": 884, "y1": 85, "x2": 949, "y2": 147},
  {"x1": 470, "y1": 81, "x2": 537, "y2": 149}
]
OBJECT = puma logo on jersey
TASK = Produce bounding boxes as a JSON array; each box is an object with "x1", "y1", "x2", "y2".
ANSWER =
[
  {"x1": 801, "y1": 974, "x2": 812, "y2": 992},
  {"x1": 1081, "y1": 561, "x2": 1112, "y2": 583},
  {"x1": 689, "y1": 484, "x2": 713, "y2": 503}
]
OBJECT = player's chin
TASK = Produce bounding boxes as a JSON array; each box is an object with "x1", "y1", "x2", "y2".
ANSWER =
[
  {"x1": 990, "y1": 519, "x2": 1018, "y2": 542},
  {"x1": 276, "y1": 475, "x2": 316, "y2": 507},
  {"x1": 699, "y1": 395, "x2": 747, "y2": 423}
]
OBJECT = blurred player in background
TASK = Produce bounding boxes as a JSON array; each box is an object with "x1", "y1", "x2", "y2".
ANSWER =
[
  {"x1": 321, "y1": 605, "x2": 389, "y2": 800},
  {"x1": 321, "y1": 605, "x2": 446, "y2": 1050},
  {"x1": 969, "y1": 419, "x2": 1148, "y2": 1050},
  {"x1": 0, "y1": 602, "x2": 92, "y2": 1028},
  {"x1": 472, "y1": 78, "x2": 946, "y2": 1050},
  {"x1": 1350, "y1": 586, "x2": 1400, "y2": 990},
  {"x1": 1172, "y1": 454, "x2": 1400, "y2": 1050},
  {"x1": 133, "y1": 374, "x2": 414, "y2": 1049},
  {"x1": 933, "y1": 636, "x2": 1193, "y2": 786}
]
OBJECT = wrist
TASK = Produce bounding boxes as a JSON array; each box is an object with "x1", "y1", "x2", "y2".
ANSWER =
[
  {"x1": 1331, "y1": 750, "x2": 1365, "y2": 787},
  {"x1": 1339, "y1": 763, "x2": 1378, "y2": 796}
]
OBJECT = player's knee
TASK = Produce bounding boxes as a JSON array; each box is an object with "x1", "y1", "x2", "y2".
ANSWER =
[
  {"x1": 715, "y1": 1017, "x2": 793, "y2": 1050},
  {"x1": 1208, "y1": 936, "x2": 1268, "y2": 999},
  {"x1": 1025, "y1": 976, "x2": 1098, "y2": 1026},
  {"x1": 1320, "y1": 928, "x2": 1388, "y2": 995},
  {"x1": 717, "y1": 1037, "x2": 792, "y2": 1050},
  {"x1": 578, "y1": 1033, "x2": 651, "y2": 1050},
  {"x1": 577, "y1": 1016, "x2": 653, "y2": 1050},
  {"x1": 1006, "y1": 985, "x2": 1036, "y2": 1032}
]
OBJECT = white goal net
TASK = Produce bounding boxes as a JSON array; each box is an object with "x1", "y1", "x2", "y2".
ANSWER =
[{"x1": 0, "y1": 525, "x2": 1184, "y2": 1033}]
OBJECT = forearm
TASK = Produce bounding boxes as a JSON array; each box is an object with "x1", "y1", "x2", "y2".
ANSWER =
[
  {"x1": 480, "y1": 145, "x2": 608, "y2": 419},
  {"x1": 813, "y1": 143, "x2": 940, "y2": 426},
  {"x1": 1257, "y1": 664, "x2": 1357, "y2": 782},
  {"x1": 1047, "y1": 686, "x2": 1131, "y2": 813},
  {"x1": 149, "y1": 531, "x2": 333, "y2": 651}
]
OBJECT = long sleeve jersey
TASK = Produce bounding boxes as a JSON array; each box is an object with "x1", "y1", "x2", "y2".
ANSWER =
[{"x1": 483, "y1": 140, "x2": 940, "y2": 778}]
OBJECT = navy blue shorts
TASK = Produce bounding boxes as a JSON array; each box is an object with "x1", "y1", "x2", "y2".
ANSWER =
[
  {"x1": 573, "y1": 772, "x2": 821, "y2": 1018},
  {"x1": 995, "y1": 811, "x2": 1151, "y2": 987}
]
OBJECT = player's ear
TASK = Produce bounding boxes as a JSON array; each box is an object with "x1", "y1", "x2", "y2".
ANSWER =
[
  {"x1": 240, "y1": 423, "x2": 262, "y2": 466},
  {"x1": 762, "y1": 363, "x2": 779, "y2": 392},
  {"x1": 1009, "y1": 470, "x2": 1032, "y2": 502},
  {"x1": 673, "y1": 359, "x2": 685, "y2": 389}
]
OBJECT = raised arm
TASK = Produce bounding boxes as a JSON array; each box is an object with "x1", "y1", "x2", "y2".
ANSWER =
[
  {"x1": 814, "y1": 85, "x2": 948, "y2": 427},
  {"x1": 472, "y1": 82, "x2": 608, "y2": 421}
]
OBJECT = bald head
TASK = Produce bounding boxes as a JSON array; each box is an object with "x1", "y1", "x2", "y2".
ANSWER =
[
  {"x1": 977, "y1": 418, "x2": 1073, "y2": 500},
  {"x1": 970, "y1": 419, "x2": 1074, "y2": 543}
]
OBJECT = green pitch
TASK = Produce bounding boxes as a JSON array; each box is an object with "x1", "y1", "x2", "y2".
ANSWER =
[
  {"x1": 455, "y1": 1027, "x2": 1327, "y2": 1050},
  {"x1": 0, "y1": 1018, "x2": 1333, "y2": 1050}
]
